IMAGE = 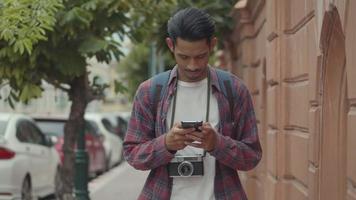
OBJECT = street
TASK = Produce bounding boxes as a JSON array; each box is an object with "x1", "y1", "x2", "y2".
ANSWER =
[{"x1": 89, "y1": 161, "x2": 149, "y2": 200}]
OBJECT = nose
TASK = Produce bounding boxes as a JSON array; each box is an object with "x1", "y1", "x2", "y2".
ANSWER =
[{"x1": 187, "y1": 59, "x2": 199, "y2": 70}]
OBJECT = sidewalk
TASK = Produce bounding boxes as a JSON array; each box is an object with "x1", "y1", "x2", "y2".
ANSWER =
[{"x1": 89, "y1": 161, "x2": 149, "y2": 200}]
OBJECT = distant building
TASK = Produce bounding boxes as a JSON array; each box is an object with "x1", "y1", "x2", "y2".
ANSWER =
[
  {"x1": 0, "y1": 82, "x2": 70, "y2": 115},
  {"x1": 87, "y1": 57, "x2": 130, "y2": 112},
  {"x1": 0, "y1": 58, "x2": 129, "y2": 115}
]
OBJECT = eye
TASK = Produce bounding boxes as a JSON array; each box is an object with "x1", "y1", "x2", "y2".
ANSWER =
[
  {"x1": 179, "y1": 55, "x2": 189, "y2": 60},
  {"x1": 196, "y1": 54, "x2": 207, "y2": 59}
]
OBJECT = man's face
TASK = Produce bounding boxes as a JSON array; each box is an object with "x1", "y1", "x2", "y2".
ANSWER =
[{"x1": 166, "y1": 37, "x2": 217, "y2": 82}]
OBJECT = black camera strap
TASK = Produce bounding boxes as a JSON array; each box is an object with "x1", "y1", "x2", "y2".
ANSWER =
[{"x1": 170, "y1": 69, "x2": 211, "y2": 157}]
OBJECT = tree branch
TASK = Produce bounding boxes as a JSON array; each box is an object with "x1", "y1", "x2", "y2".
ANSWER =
[{"x1": 44, "y1": 78, "x2": 71, "y2": 93}]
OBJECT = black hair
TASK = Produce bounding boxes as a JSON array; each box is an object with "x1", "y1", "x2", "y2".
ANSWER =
[{"x1": 167, "y1": 7, "x2": 215, "y2": 45}]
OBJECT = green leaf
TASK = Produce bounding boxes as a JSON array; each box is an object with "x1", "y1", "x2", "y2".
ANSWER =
[
  {"x1": 19, "y1": 84, "x2": 42, "y2": 102},
  {"x1": 23, "y1": 38, "x2": 33, "y2": 55},
  {"x1": 78, "y1": 36, "x2": 109, "y2": 54},
  {"x1": 13, "y1": 68, "x2": 22, "y2": 82},
  {"x1": 19, "y1": 85, "x2": 30, "y2": 102},
  {"x1": 0, "y1": 29, "x2": 13, "y2": 41},
  {"x1": 55, "y1": 52, "x2": 87, "y2": 76},
  {"x1": 114, "y1": 80, "x2": 128, "y2": 94},
  {"x1": 82, "y1": 0, "x2": 98, "y2": 10}
]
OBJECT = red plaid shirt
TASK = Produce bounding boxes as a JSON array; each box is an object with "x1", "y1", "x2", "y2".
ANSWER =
[{"x1": 124, "y1": 66, "x2": 262, "y2": 200}]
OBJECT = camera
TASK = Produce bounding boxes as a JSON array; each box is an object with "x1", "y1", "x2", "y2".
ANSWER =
[
  {"x1": 181, "y1": 121, "x2": 203, "y2": 131},
  {"x1": 168, "y1": 155, "x2": 204, "y2": 177}
]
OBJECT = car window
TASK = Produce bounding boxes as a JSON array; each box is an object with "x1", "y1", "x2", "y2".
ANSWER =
[
  {"x1": 118, "y1": 117, "x2": 128, "y2": 134},
  {"x1": 102, "y1": 118, "x2": 116, "y2": 134},
  {"x1": 27, "y1": 122, "x2": 46, "y2": 145},
  {"x1": 36, "y1": 121, "x2": 65, "y2": 137},
  {"x1": 0, "y1": 120, "x2": 8, "y2": 137},
  {"x1": 87, "y1": 120, "x2": 99, "y2": 132},
  {"x1": 85, "y1": 121, "x2": 98, "y2": 136},
  {"x1": 16, "y1": 120, "x2": 34, "y2": 143}
]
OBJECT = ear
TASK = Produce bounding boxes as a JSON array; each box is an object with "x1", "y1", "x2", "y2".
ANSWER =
[
  {"x1": 166, "y1": 37, "x2": 174, "y2": 52},
  {"x1": 209, "y1": 37, "x2": 217, "y2": 50}
]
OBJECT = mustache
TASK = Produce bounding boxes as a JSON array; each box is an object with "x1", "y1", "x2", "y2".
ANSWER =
[{"x1": 184, "y1": 69, "x2": 201, "y2": 72}]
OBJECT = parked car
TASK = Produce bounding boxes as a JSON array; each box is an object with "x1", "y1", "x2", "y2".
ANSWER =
[
  {"x1": 85, "y1": 113, "x2": 123, "y2": 169},
  {"x1": 0, "y1": 113, "x2": 61, "y2": 200},
  {"x1": 34, "y1": 117, "x2": 107, "y2": 176},
  {"x1": 102, "y1": 112, "x2": 130, "y2": 140}
]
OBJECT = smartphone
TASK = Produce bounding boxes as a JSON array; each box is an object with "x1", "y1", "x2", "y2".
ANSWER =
[{"x1": 181, "y1": 121, "x2": 203, "y2": 131}]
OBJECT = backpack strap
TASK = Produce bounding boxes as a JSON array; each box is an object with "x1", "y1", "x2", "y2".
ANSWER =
[
  {"x1": 215, "y1": 69, "x2": 236, "y2": 124},
  {"x1": 150, "y1": 70, "x2": 172, "y2": 118}
]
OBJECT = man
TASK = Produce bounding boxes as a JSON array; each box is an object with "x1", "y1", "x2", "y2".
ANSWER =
[{"x1": 124, "y1": 7, "x2": 262, "y2": 200}]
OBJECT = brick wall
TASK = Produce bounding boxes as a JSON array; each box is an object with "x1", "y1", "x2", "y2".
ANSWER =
[{"x1": 224, "y1": 0, "x2": 356, "y2": 199}]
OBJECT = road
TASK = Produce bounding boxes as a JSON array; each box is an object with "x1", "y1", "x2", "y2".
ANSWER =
[{"x1": 89, "y1": 161, "x2": 149, "y2": 200}]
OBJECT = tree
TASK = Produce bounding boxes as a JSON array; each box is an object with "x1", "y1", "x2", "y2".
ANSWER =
[
  {"x1": 153, "y1": 0, "x2": 236, "y2": 50},
  {"x1": 117, "y1": 43, "x2": 175, "y2": 100},
  {"x1": 117, "y1": 43, "x2": 149, "y2": 100},
  {"x1": 0, "y1": 0, "x2": 63, "y2": 105},
  {"x1": 0, "y1": 0, "x2": 174, "y2": 199}
]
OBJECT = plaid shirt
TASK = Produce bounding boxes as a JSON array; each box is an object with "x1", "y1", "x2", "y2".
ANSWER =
[{"x1": 124, "y1": 66, "x2": 262, "y2": 200}]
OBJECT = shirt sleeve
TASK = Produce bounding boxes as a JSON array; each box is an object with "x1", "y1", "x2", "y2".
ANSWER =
[
  {"x1": 209, "y1": 82, "x2": 262, "y2": 171},
  {"x1": 123, "y1": 80, "x2": 174, "y2": 170}
]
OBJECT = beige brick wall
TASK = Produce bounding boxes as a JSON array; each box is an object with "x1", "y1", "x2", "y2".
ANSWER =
[{"x1": 227, "y1": 0, "x2": 356, "y2": 199}]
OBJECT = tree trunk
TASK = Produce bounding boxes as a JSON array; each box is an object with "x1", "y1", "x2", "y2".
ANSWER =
[{"x1": 59, "y1": 74, "x2": 89, "y2": 200}]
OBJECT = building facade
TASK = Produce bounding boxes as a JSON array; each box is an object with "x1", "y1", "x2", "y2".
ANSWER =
[
  {"x1": 222, "y1": 0, "x2": 356, "y2": 199},
  {"x1": 0, "y1": 58, "x2": 128, "y2": 115}
]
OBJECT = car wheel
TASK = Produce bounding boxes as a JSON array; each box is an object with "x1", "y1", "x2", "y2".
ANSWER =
[
  {"x1": 21, "y1": 176, "x2": 32, "y2": 200},
  {"x1": 54, "y1": 168, "x2": 63, "y2": 199}
]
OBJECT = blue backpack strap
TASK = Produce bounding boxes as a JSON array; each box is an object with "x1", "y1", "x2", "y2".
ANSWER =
[
  {"x1": 215, "y1": 69, "x2": 236, "y2": 123},
  {"x1": 150, "y1": 70, "x2": 171, "y2": 117}
]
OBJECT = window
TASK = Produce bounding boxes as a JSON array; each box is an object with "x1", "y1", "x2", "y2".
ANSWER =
[
  {"x1": 17, "y1": 120, "x2": 45, "y2": 145},
  {"x1": 27, "y1": 122, "x2": 46, "y2": 146},
  {"x1": 101, "y1": 118, "x2": 116, "y2": 134},
  {"x1": 36, "y1": 120, "x2": 65, "y2": 137},
  {"x1": 16, "y1": 120, "x2": 33, "y2": 143},
  {"x1": 0, "y1": 120, "x2": 8, "y2": 137},
  {"x1": 85, "y1": 120, "x2": 98, "y2": 136}
]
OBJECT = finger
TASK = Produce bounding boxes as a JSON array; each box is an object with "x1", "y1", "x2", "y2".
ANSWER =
[
  {"x1": 184, "y1": 138, "x2": 195, "y2": 144},
  {"x1": 200, "y1": 125, "x2": 212, "y2": 132},
  {"x1": 181, "y1": 127, "x2": 196, "y2": 134},
  {"x1": 173, "y1": 122, "x2": 181, "y2": 127},
  {"x1": 173, "y1": 127, "x2": 194, "y2": 135},
  {"x1": 202, "y1": 125, "x2": 215, "y2": 134},
  {"x1": 185, "y1": 134, "x2": 202, "y2": 142},
  {"x1": 185, "y1": 141, "x2": 203, "y2": 148},
  {"x1": 174, "y1": 134, "x2": 186, "y2": 141},
  {"x1": 203, "y1": 122, "x2": 212, "y2": 127},
  {"x1": 187, "y1": 131, "x2": 203, "y2": 137}
]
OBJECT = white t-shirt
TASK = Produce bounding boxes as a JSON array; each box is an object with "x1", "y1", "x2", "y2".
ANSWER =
[{"x1": 166, "y1": 78, "x2": 219, "y2": 200}]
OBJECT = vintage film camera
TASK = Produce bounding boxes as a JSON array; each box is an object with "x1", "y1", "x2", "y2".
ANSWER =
[
  {"x1": 168, "y1": 155, "x2": 204, "y2": 177},
  {"x1": 168, "y1": 121, "x2": 204, "y2": 177}
]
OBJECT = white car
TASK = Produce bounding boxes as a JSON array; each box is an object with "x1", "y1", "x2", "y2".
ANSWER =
[
  {"x1": 100, "y1": 112, "x2": 130, "y2": 140},
  {"x1": 0, "y1": 113, "x2": 61, "y2": 200},
  {"x1": 85, "y1": 113, "x2": 123, "y2": 169}
]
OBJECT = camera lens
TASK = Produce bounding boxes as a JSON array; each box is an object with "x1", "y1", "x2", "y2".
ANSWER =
[{"x1": 177, "y1": 161, "x2": 194, "y2": 177}]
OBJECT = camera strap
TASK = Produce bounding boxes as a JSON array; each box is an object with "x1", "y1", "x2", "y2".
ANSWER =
[{"x1": 170, "y1": 70, "x2": 211, "y2": 157}]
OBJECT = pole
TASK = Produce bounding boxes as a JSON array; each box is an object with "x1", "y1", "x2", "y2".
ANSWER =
[
  {"x1": 149, "y1": 42, "x2": 157, "y2": 77},
  {"x1": 74, "y1": 127, "x2": 89, "y2": 200}
]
